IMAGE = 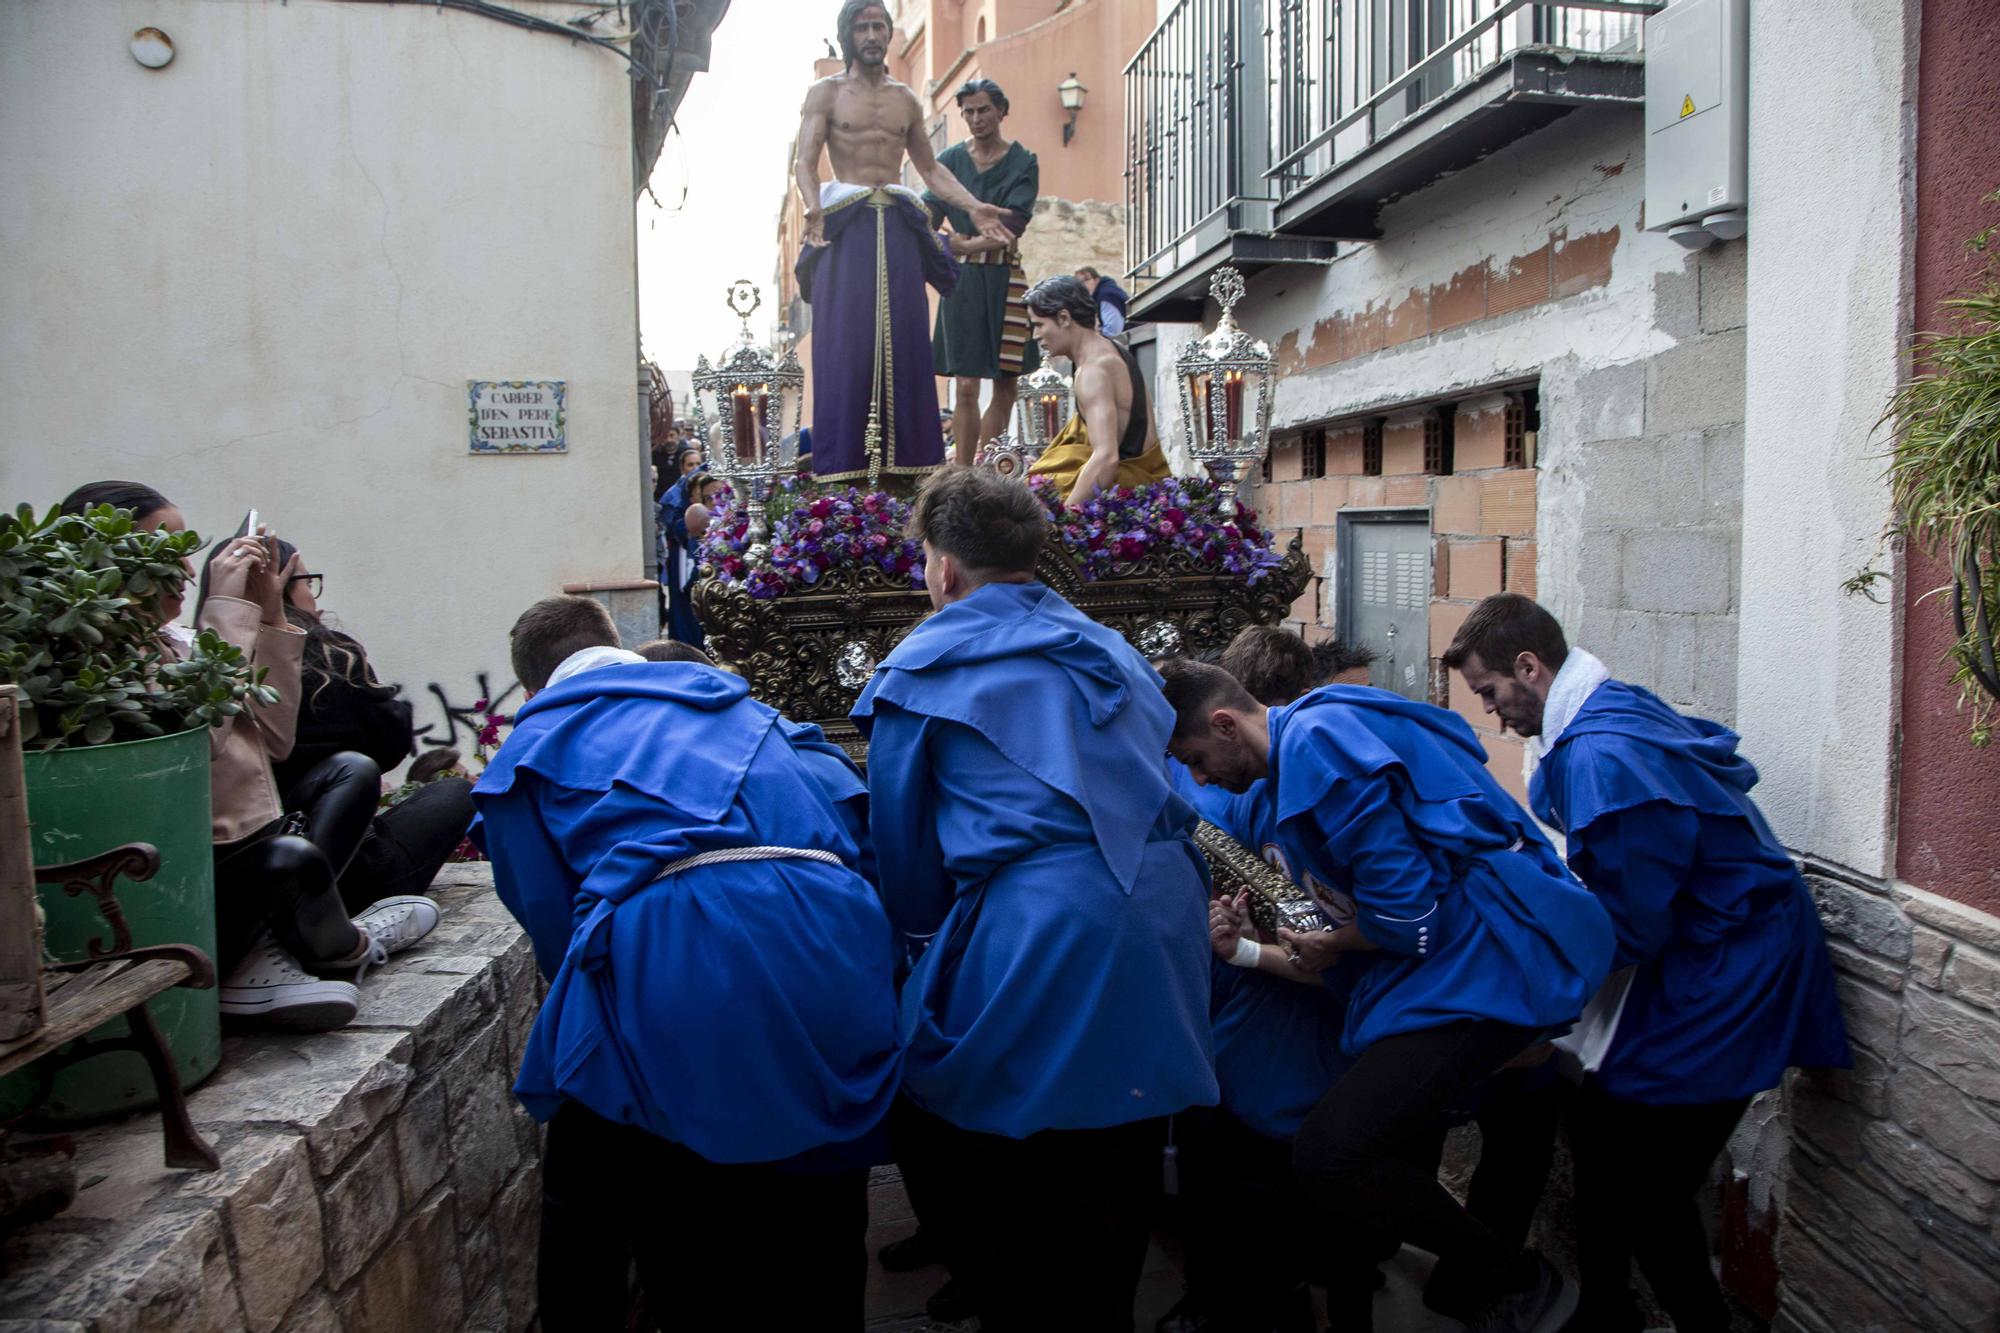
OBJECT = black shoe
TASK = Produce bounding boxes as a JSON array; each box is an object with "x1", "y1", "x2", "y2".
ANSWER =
[
  {"x1": 1156, "y1": 1292, "x2": 1219, "y2": 1333},
  {"x1": 1465, "y1": 1253, "x2": 1578, "y2": 1333},
  {"x1": 876, "y1": 1227, "x2": 942, "y2": 1272},
  {"x1": 926, "y1": 1277, "x2": 977, "y2": 1324}
]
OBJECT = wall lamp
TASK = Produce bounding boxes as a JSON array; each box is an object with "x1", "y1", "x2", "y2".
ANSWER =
[{"x1": 1058, "y1": 73, "x2": 1087, "y2": 146}]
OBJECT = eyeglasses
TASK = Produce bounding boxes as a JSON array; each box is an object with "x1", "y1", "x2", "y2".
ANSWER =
[{"x1": 286, "y1": 573, "x2": 324, "y2": 597}]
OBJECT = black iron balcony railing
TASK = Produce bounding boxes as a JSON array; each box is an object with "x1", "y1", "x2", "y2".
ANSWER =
[
  {"x1": 1125, "y1": 0, "x2": 1655, "y2": 290},
  {"x1": 1267, "y1": 0, "x2": 1650, "y2": 199}
]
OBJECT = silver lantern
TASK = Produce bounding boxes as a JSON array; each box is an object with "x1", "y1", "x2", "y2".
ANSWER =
[
  {"x1": 1175, "y1": 266, "x2": 1276, "y2": 501},
  {"x1": 1015, "y1": 362, "x2": 1074, "y2": 452},
  {"x1": 688, "y1": 280, "x2": 804, "y2": 559}
]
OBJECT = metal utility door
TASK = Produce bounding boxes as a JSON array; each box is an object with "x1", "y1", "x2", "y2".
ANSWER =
[{"x1": 1337, "y1": 511, "x2": 1431, "y2": 701}]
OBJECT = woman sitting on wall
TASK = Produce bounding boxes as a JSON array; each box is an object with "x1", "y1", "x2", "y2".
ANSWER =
[{"x1": 58, "y1": 483, "x2": 438, "y2": 1031}]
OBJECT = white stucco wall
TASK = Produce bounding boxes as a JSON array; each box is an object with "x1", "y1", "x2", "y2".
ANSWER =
[
  {"x1": 1735, "y1": 0, "x2": 1915, "y2": 877},
  {"x1": 0, "y1": 0, "x2": 646, "y2": 744}
]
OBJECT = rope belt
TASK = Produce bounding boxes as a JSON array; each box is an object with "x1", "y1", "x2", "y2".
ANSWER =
[{"x1": 651, "y1": 845, "x2": 845, "y2": 881}]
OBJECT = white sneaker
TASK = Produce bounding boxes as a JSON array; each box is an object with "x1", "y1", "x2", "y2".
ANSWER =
[
  {"x1": 219, "y1": 934, "x2": 360, "y2": 1031},
  {"x1": 351, "y1": 896, "x2": 441, "y2": 959}
]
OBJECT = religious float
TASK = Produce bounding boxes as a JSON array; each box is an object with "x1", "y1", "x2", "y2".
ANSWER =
[{"x1": 685, "y1": 270, "x2": 1325, "y2": 931}]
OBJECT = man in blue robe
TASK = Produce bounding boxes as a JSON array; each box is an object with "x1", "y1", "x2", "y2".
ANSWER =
[
  {"x1": 471, "y1": 596, "x2": 902, "y2": 1330},
  {"x1": 1160, "y1": 660, "x2": 1615, "y2": 1333},
  {"x1": 1445, "y1": 593, "x2": 1849, "y2": 1333},
  {"x1": 852, "y1": 468, "x2": 1216, "y2": 1332}
]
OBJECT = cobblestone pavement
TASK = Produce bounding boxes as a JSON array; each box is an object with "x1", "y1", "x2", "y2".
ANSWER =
[{"x1": 861, "y1": 1166, "x2": 1462, "y2": 1332}]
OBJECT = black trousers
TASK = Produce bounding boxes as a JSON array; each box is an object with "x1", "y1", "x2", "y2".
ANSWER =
[
  {"x1": 1292, "y1": 1019, "x2": 1540, "y2": 1306},
  {"x1": 1424, "y1": 1065, "x2": 1563, "y2": 1318},
  {"x1": 1569, "y1": 1081, "x2": 1749, "y2": 1333},
  {"x1": 338, "y1": 776, "x2": 475, "y2": 913},
  {"x1": 1181, "y1": 1104, "x2": 1420, "y2": 1331},
  {"x1": 213, "y1": 751, "x2": 380, "y2": 969},
  {"x1": 891, "y1": 1097, "x2": 1164, "y2": 1333},
  {"x1": 539, "y1": 1102, "x2": 869, "y2": 1332}
]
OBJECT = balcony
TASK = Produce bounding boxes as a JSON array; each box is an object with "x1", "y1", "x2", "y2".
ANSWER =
[{"x1": 1125, "y1": 0, "x2": 1657, "y2": 322}]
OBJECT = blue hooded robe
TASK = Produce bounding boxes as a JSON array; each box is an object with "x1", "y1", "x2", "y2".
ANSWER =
[
  {"x1": 853, "y1": 582, "x2": 1218, "y2": 1138},
  {"x1": 471, "y1": 662, "x2": 902, "y2": 1165},
  {"x1": 1173, "y1": 764, "x2": 1356, "y2": 1141},
  {"x1": 1266, "y1": 686, "x2": 1615, "y2": 1056},
  {"x1": 1529, "y1": 680, "x2": 1850, "y2": 1103}
]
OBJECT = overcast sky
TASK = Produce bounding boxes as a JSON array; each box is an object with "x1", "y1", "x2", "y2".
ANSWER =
[{"x1": 636, "y1": 1, "x2": 833, "y2": 374}]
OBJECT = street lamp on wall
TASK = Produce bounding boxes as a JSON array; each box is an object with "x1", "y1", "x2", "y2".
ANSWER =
[{"x1": 1058, "y1": 73, "x2": 1087, "y2": 146}]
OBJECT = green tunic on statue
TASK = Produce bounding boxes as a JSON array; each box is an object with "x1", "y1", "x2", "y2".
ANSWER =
[{"x1": 925, "y1": 141, "x2": 1043, "y2": 381}]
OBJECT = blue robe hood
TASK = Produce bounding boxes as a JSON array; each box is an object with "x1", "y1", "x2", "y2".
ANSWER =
[
  {"x1": 853, "y1": 581, "x2": 1174, "y2": 892},
  {"x1": 1531, "y1": 681, "x2": 1765, "y2": 836}
]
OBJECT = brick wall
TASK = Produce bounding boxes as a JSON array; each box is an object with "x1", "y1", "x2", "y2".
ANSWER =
[{"x1": 1247, "y1": 394, "x2": 1539, "y2": 802}]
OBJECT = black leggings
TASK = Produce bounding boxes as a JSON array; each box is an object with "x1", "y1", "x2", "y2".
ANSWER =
[
  {"x1": 1292, "y1": 1019, "x2": 1540, "y2": 1303},
  {"x1": 1570, "y1": 1081, "x2": 1749, "y2": 1333},
  {"x1": 338, "y1": 776, "x2": 475, "y2": 913},
  {"x1": 213, "y1": 751, "x2": 380, "y2": 970}
]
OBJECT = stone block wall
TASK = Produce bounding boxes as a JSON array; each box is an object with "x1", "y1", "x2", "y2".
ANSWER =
[
  {"x1": 0, "y1": 866, "x2": 545, "y2": 1332},
  {"x1": 1774, "y1": 873, "x2": 2000, "y2": 1333}
]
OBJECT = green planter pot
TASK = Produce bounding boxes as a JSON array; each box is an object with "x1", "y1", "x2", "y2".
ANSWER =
[{"x1": 2, "y1": 725, "x2": 219, "y2": 1121}]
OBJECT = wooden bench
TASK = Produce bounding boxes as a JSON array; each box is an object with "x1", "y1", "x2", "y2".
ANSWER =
[{"x1": 0, "y1": 685, "x2": 219, "y2": 1176}]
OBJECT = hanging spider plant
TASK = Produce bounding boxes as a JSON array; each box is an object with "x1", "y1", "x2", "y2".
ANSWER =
[{"x1": 1866, "y1": 191, "x2": 2000, "y2": 746}]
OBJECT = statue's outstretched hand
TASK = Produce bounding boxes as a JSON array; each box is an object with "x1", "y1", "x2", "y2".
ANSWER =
[{"x1": 969, "y1": 201, "x2": 1014, "y2": 245}]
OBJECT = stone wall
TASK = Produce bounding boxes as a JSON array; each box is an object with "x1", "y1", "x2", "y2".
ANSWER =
[
  {"x1": 0, "y1": 865, "x2": 544, "y2": 1332},
  {"x1": 1776, "y1": 873, "x2": 2000, "y2": 1333},
  {"x1": 1019, "y1": 197, "x2": 1125, "y2": 290}
]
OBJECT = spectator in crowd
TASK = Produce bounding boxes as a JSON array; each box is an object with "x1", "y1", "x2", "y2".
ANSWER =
[
  {"x1": 1076, "y1": 265, "x2": 1130, "y2": 336},
  {"x1": 657, "y1": 445, "x2": 707, "y2": 645},
  {"x1": 57, "y1": 483, "x2": 438, "y2": 1031}
]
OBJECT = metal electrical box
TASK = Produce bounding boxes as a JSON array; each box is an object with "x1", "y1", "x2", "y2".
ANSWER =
[{"x1": 1643, "y1": 0, "x2": 1749, "y2": 248}]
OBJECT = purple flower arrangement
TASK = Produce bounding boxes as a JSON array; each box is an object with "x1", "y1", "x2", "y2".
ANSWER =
[{"x1": 699, "y1": 473, "x2": 1283, "y2": 597}]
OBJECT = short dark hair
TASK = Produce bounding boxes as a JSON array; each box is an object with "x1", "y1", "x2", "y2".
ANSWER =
[
  {"x1": 836, "y1": 0, "x2": 891, "y2": 65},
  {"x1": 1157, "y1": 657, "x2": 1259, "y2": 738},
  {"x1": 510, "y1": 595, "x2": 619, "y2": 692},
  {"x1": 955, "y1": 78, "x2": 1009, "y2": 114},
  {"x1": 1075, "y1": 266, "x2": 1102, "y2": 281},
  {"x1": 908, "y1": 467, "x2": 1047, "y2": 576},
  {"x1": 1311, "y1": 638, "x2": 1377, "y2": 683},
  {"x1": 634, "y1": 639, "x2": 715, "y2": 666},
  {"x1": 1440, "y1": 592, "x2": 1569, "y2": 674},
  {"x1": 1218, "y1": 625, "x2": 1317, "y2": 705},
  {"x1": 58, "y1": 480, "x2": 172, "y2": 523},
  {"x1": 1023, "y1": 275, "x2": 1098, "y2": 328}
]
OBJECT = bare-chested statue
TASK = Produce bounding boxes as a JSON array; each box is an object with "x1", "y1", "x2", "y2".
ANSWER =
[{"x1": 792, "y1": 0, "x2": 1013, "y2": 487}]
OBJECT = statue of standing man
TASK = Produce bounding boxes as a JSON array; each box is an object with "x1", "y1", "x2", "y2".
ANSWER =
[
  {"x1": 927, "y1": 80, "x2": 1041, "y2": 466},
  {"x1": 794, "y1": 1, "x2": 1014, "y2": 488}
]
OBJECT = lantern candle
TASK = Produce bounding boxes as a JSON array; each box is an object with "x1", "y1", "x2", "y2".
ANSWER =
[
  {"x1": 1039, "y1": 394, "x2": 1061, "y2": 441},
  {"x1": 1188, "y1": 375, "x2": 1210, "y2": 447},
  {"x1": 1223, "y1": 371, "x2": 1244, "y2": 441},
  {"x1": 732, "y1": 385, "x2": 758, "y2": 462}
]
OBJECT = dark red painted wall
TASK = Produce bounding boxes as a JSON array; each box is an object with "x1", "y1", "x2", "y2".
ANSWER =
[{"x1": 1895, "y1": 0, "x2": 2000, "y2": 915}]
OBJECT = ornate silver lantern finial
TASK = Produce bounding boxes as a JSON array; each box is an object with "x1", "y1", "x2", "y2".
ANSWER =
[
  {"x1": 1015, "y1": 363, "x2": 1073, "y2": 454},
  {"x1": 688, "y1": 280, "x2": 804, "y2": 560},
  {"x1": 1175, "y1": 266, "x2": 1276, "y2": 502}
]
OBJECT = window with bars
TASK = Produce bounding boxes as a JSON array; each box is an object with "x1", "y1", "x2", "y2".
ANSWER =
[
  {"x1": 1302, "y1": 428, "x2": 1327, "y2": 480},
  {"x1": 1261, "y1": 450, "x2": 1274, "y2": 485},
  {"x1": 1362, "y1": 421, "x2": 1383, "y2": 476},
  {"x1": 1422, "y1": 413, "x2": 1454, "y2": 476},
  {"x1": 1504, "y1": 395, "x2": 1527, "y2": 469}
]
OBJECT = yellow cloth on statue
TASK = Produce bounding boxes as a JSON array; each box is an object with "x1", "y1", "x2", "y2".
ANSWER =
[{"x1": 1027, "y1": 414, "x2": 1171, "y2": 502}]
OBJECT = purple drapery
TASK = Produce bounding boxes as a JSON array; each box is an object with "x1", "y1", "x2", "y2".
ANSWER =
[{"x1": 795, "y1": 188, "x2": 959, "y2": 485}]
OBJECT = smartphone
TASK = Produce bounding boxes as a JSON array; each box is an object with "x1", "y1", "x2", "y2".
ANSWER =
[{"x1": 245, "y1": 509, "x2": 260, "y2": 538}]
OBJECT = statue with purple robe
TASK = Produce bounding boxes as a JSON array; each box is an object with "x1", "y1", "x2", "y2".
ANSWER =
[{"x1": 792, "y1": 1, "x2": 1015, "y2": 487}]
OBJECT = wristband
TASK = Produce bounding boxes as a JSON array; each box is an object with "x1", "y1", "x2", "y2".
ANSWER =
[{"x1": 1227, "y1": 936, "x2": 1262, "y2": 969}]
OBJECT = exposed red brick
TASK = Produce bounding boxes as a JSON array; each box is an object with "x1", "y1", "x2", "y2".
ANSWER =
[
  {"x1": 1309, "y1": 476, "x2": 1351, "y2": 525},
  {"x1": 1278, "y1": 480, "x2": 1312, "y2": 530},
  {"x1": 1454, "y1": 395, "x2": 1512, "y2": 471},
  {"x1": 1429, "y1": 600, "x2": 1474, "y2": 658},
  {"x1": 1448, "y1": 538, "x2": 1505, "y2": 600},
  {"x1": 1382, "y1": 289, "x2": 1430, "y2": 348},
  {"x1": 1552, "y1": 225, "x2": 1619, "y2": 299},
  {"x1": 1488, "y1": 242, "x2": 1552, "y2": 316},
  {"x1": 1431, "y1": 475, "x2": 1482, "y2": 536},
  {"x1": 1484, "y1": 733, "x2": 1530, "y2": 805},
  {"x1": 1274, "y1": 328, "x2": 1305, "y2": 376},
  {"x1": 1432, "y1": 539, "x2": 1451, "y2": 598},
  {"x1": 1383, "y1": 474, "x2": 1429, "y2": 507},
  {"x1": 1348, "y1": 476, "x2": 1386, "y2": 508},
  {"x1": 1291, "y1": 583, "x2": 1322, "y2": 624},
  {"x1": 1303, "y1": 314, "x2": 1348, "y2": 369},
  {"x1": 1326, "y1": 426, "x2": 1367, "y2": 475},
  {"x1": 1480, "y1": 470, "x2": 1538, "y2": 537},
  {"x1": 1428, "y1": 262, "x2": 1491, "y2": 332},
  {"x1": 1272, "y1": 436, "x2": 1304, "y2": 482},
  {"x1": 1505, "y1": 538, "x2": 1539, "y2": 598},
  {"x1": 1300, "y1": 620, "x2": 1331, "y2": 645},
  {"x1": 1382, "y1": 418, "x2": 1430, "y2": 475},
  {"x1": 1347, "y1": 304, "x2": 1390, "y2": 358}
]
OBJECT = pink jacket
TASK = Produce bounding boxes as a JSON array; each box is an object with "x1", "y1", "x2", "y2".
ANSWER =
[{"x1": 188, "y1": 595, "x2": 305, "y2": 844}]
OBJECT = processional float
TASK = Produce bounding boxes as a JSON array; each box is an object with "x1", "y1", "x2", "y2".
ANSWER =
[{"x1": 687, "y1": 267, "x2": 1325, "y2": 933}]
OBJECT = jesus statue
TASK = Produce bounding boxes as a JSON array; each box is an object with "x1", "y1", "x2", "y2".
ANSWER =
[{"x1": 793, "y1": 0, "x2": 1014, "y2": 487}]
